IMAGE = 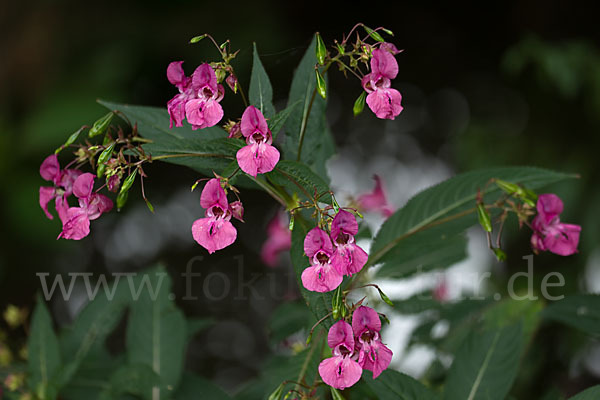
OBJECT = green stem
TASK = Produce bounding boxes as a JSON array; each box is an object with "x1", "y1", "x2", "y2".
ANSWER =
[
  {"x1": 295, "y1": 329, "x2": 323, "y2": 394},
  {"x1": 247, "y1": 176, "x2": 287, "y2": 207}
]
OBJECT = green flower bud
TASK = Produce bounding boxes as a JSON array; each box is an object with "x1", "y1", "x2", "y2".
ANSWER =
[
  {"x1": 268, "y1": 383, "x2": 285, "y2": 400},
  {"x1": 353, "y1": 92, "x2": 367, "y2": 117},
  {"x1": 493, "y1": 248, "x2": 507, "y2": 262},
  {"x1": 189, "y1": 34, "x2": 207, "y2": 44},
  {"x1": 55, "y1": 127, "x2": 84, "y2": 154},
  {"x1": 363, "y1": 26, "x2": 385, "y2": 42},
  {"x1": 96, "y1": 143, "x2": 116, "y2": 178},
  {"x1": 88, "y1": 112, "x2": 114, "y2": 138},
  {"x1": 116, "y1": 190, "x2": 129, "y2": 211},
  {"x1": 315, "y1": 69, "x2": 327, "y2": 99},
  {"x1": 377, "y1": 288, "x2": 394, "y2": 307},
  {"x1": 477, "y1": 203, "x2": 493, "y2": 233},
  {"x1": 316, "y1": 32, "x2": 327, "y2": 65}
]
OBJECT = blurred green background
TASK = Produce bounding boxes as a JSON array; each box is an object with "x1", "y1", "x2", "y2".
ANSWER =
[{"x1": 1, "y1": 1, "x2": 599, "y2": 397}]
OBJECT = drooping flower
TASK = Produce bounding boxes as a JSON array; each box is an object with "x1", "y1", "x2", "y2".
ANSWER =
[
  {"x1": 330, "y1": 210, "x2": 368, "y2": 276},
  {"x1": 39, "y1": 154, "x2": 82, "y2": 223},
  {"x1": 352, "y1": 306, "x2": 393, "y2": 379},
  {"x1": 236, "y1": 106, "x2": 280, "y2": 177},
  {"x1": 357, "y1": 175, "x2": 395, "y2": 218},
  {"x1": 361, "y1": 47, "x2": 403, "y2": 120},
  {"x1": 318, "y1": 320, "x2": 363, "y2": 390},
  {"x1": 261, "y1": 211, "x2": 292, "y2": 267},
  {"x1": 59, "y1": 173, "x2": 113, "y2": 240},
  {"x1": 531, "y1": 193, "x2": 581, "y2": 256},
  {"x1": 191, "y1": 178, "x2": 238, "y2": 254},
  {"x1": 185, "y1": 64, "x2": 225, "y2": 130},
  {"x1": 166, "y1": 61, "x2": 195, "y2": 128},
  {"x1": 300, "y1": 227, "x2": 342, "y2": 292}
]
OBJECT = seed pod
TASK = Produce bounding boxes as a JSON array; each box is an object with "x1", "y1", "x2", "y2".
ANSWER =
[
  {"x1": 189, "y1": 34, "x2": 207, "y2": 44},
  {"x1": 363, "y1": 25, "x2": 385, "y2": 42},
  {"x1": 268, "y1": 383, "x2": 285, "y2": 400},
  {"x1": 315, "y1": 69, "x2": 327, "y2": 99},
  {"x1": 88, "y1": 112, "x2": 114, "y2": 138},
  {"x1": 96, "y1": 143, "x2": 116, "y2": 178},
  {"x1": 377, "y1": 287, "x2": 394, "y2": 307},
  {"x1": 315, "y1": 32, "x2": 327, "y2": 65},
  {"x1": 55, "y1": 127, "x2": 84, "y2": 154},
  {"x1": 477, "y1": 203, "x2": 493, "y2": 233}
]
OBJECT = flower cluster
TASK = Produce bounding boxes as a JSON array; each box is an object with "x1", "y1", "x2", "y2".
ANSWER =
[
  {"x1": 301, "y1": 210, "x2": 368, "y2": 293},
  {"x1": 361, "y1": 44, "x2": 403, "y2": 120},
  {"x1": 191, "y1": 178, "x2": 244, "y2": 254},
  {"x1": 531, "y1": 193, "x2": 581, "y2": 256},
  {"x1": 39, "y1": 155, "x2": 112, "y2": 240},
  {"x1": 319, "y1": 306, "x2": 393, "y2": 390},
  {"x1": 167, "y1": 62, "x2": 225, "y2": 130}
]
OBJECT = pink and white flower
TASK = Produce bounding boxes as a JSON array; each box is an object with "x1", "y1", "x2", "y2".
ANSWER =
[
  {"x1": 236, "y1": 106, "x2": 280, "y2": 177},
  {"x1": 330, "y1": 210, "x2": 368, "y2": 276},
  {"x1": 39, "y1": 154, "x2": 82, "y2": 224},
  {"x1": 531, "y1": 193, "x2": 581, "y2": 256},
  {"x1": 300, "y1": 227, "x2": 342, "y2": 292},
  {"x1": 191, "y1": 178, "x2": 239, "y2": 254},
  {"x1": 361, "y1": 47, "x2": 403, "y2": 120},
  {"x1": 318, "y1": 320, "x2": 363, "y2": 390},
  {"x1": 352, "y1": 306, "x2": 393, "y2": 379}
]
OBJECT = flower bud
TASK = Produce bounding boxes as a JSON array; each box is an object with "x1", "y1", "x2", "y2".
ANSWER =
[
  {"x1": 96, "y1": 143, "x2": 115, "y2": 178},
  {"x1": 189, "y1": 34, "x2": 207, "y2": 44},
  {"x1": 120, "y1": 169, "x2": 138, "y2": 194},
  {"x1": 88, "y1": 112, "x2": 114, "y2": 138},
  {"x1": 493, "y1": 248, "x2": 507, "y2": 262},
  {"x1": 315, "y1": 32, "x2": 327, "y2": 65},
  {"x1": 353, "y1": 92, "x2": 367, "y2": 117},
  {"x1": 377, "y1": 288, "x2": 394, "y2": 307},
  {"x1": 288, "y1": 215, "x2": 295, "y2": 231},
  {"x1": 116, "y1": 190, "x2": 129, "y2": 211},
  {"x1": 107, "y1": 174, "x2": 121, "y2": 193},
  {"x1": 145, "y1": 199, "x2": 155, "y2": 213},
  {"x1": 55, "y1": 126, "x2": 84, "y2": 154},
  {"x1": 229, "y1": 201, "x2": 244, "y2": 222},
  {"x1": 226, "y1": 74, "x2": 238, "y2": 93},
  {"x1": 363, "y1": 25, "x2": 385, "y2": 42},
  {"x1": 268, "y1": 383, "x2": 285, "y2": 400},
  {"x1": 315, "y1": 69, "x2": 327, "y2": 99},
  {"x1": 477, "y1": 203, "x2": 492, "y2": 233}
]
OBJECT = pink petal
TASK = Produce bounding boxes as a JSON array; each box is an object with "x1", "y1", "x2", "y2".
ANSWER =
[
  {"x1": 371, "y1": 49, "x2": 398, "y2": 80},
  {"x1": 380, "y1": 42, "x2": 401, "y2": 55},
  {"x1": 185, "y1": 99, "x2": 224, "y2": 130},
  {"x1": 537, "y1": 193, "x2": 564, "y2": 223},
  {"x1": 352, "y1": 306, "x2": 381, "y2": 337},
  {"x1": 39, "y1": 186, "x2": 56, "y2": 220},
  {"x1": 359, "y1": 340, "x2": 393, "y2": 379},
  {"x1": 304, "y1": 227, "x2": 334, "y2": 258},
  {"x1": 256, "y1": 143, "x2": 280, "y2": 174},
  {"x1": 59, "y1": 207, "x2": 90, "y2": 240},
  {"x1": 200, "y1": 179, "x2": 228, "y2": 211},
  {"x1": 167, "y1": 61, "x2": 187, "y2": 90},
  {"x1": 201, "y1": 99, "x2": 224, "y2": 128},
  {"x1": 55, "y1": 196, "x2": 70, "y2": 224},
  {"x1": 167, "y1": 94, "x2": 187, "y2": 128},
  {"x1": 301, "y1": 263, "x2": 342, "y2": 293},
  {"x1": 366, "y1": 88, "x2": 403, "y2": 120},
  {"x1": 260, "y1": 213, "x2": 291, "y2": 267},
  {"x1": 331, "y1": 210, "x2": 359, "y2": 241},
  {"x1": 358, "y1": 175, "x2": 393, "y2": 215},
  {"x1": 240, "y1": 105, "x2": 269, "y2": 138},
  {"x1": 236, "y1": 144, "x2": 259, "y2": 177},
  {"x1": 86, "y1": 194, "x2": 113, "y2": 220},
  {"x1": 331, "y1": 243, "x2": 368, "y2": 276},
  {"x1": 73, "y1": 173, "x2": 95, "y2": 200},
  {"x1": 318, "y1": 356, "x2": 362, "y2": 390},
  {"x1": 59, "y1": 169, "x2": 83, "y2": 196},
  {"x1": 192, "y1": 63, "x2": 217, "y2": 94},
  {"x1": 327, "y1": 320, "x2": 355, "y2": 351},
  {"x1": 191, "y1": 217, "x2": 237, "y2": 254},
  {"x1": 40, "y1": 154, "x2": 61, "y2": 183},
  {"x1": 543, "y1": 223, "x2": 581, "y2": 256}
]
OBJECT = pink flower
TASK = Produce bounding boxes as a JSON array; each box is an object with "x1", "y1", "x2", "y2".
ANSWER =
[
  {"x1": 531, "y1": 194, "x2": 581, "y2": 256},
  {"x1": 318, "y1": 320, "x2": 363, "y2": 390},
  {"x1": 236, "y1": 106, "x2": 280, "y2": 177},
  {"x1": 330, "y1": 210, "x2": 368, "y2": 276},
  {"x1": 361, "y1": 48, "x2": 403, "y2": 120},
  {"x1": 357, "y1": 175, "x2": 394, "y2": 218},
  {"x1": 433, "y1": 279, "x2": 449, "y2": 303},
  {"x1": 167, "y1": 62, "x2": 225, "y2": 130},
  {"x1": 191, "y1": 179, "x2": 239, "y2": 254},
  {"x1": 39, "y1": 154, "x2": 82, "y2": 223},
  {"x1": 261, "y1": 211, "x2": 291, "y2": 267},
  {"x1": 352, "y1": 306, "x2": 393, "y2": 379},
  {"x1": 301, "y1": 228, "x2": 342, "y2": 292},
  {"x1": 59, "y1": 173, "x2": 113, "y2": 240}
]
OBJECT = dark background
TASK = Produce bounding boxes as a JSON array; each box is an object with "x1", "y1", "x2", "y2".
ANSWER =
[{"x1": 1, "y1": 1, "x2": 599, "y2": 397}]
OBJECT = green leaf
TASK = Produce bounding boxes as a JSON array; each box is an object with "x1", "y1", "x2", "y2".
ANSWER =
[
  {"x1": 175, "y1": 372, "x2": 231, "y2": 400},
  {"x1": 443, "y1": 323, "x2": 524, "y2": 400},
  {"x1": 283, "y1": 36, "x2": 335, "y2": 178},
  {"x1": 126, "y1": 267, "x2": 187, "y2": 399},
  {"x1": 99, "y1": 363, "x2": 161, "y2": 400},
  {"x1": 268, "y1": 100, "x2": 301, "y2": 139},
  {"x1": 568, "y1": 385, "x2": 600, "y2": 399},
  {"x1": 249, "y1": 43, "x2": 276, "y2": 119},
  {"x1": 28, "y1": 296, "x2": 61, "y2": 400},
  {"x1": 370, "y1": 167, "x2": 576, "y2": 278},
  {"x1": 541, "y1": 294, "x2": 600, "y2": 336},
  {"x1": 267, "y1": 160, "x2": 331, "y2": 203},
  {"x1": 99, "y1": 100, "x2": 225, "y2": 141},
  {"x1": 366, "y1": 369, "x2": 439, "y2": 400},
  {"x1": 268, "y1": 301, "x2": 314, "y2": 345}
]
